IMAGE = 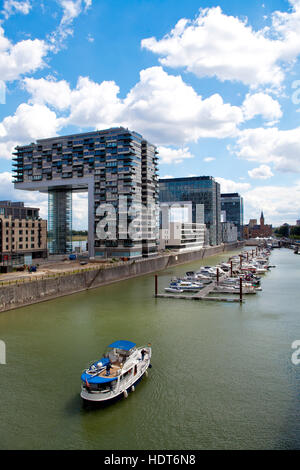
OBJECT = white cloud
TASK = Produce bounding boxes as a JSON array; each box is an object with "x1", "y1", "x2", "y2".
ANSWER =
[
  {"x1": 2, "y1": 0, "x2": 32, "y2": 19},
  {"x1": 242, "y1": 93, "x2": 282, "y2": 123},
  {"x1": 215, "y1": 177, "x2": 251, "y2": 193},
  {"x1": 120, "y1": 66, "x2": 243, "y2": 145},
  {"x1": 231, "y1": 126, "x2": 300, "y2": 173},
  {"x1": 23, "y1": 77, "x2": 72, "y2": 110},
  {"x1": 203, "y1": 157, "x2": 215, "y2": 162},
  {"x1": 49, "y1": 0, "x2": 93, "y2": 49},
  {"x1": 63, "y1": 76, "x2": 123, "y2": 129},
  {"x1": 158, "y1": 146, "x2": 194, "y2": 164},
  {"x1": 141, "y1": 2, "x2": 300, "y2": 88},
  {"x1": 0, "y1": 103, "x2": 61, "y2": 159},
  {"x1": 0, "y1": 26, "x2": 48, "y2": 81},
  {"x1": 248, "y1": 164, "x2": 274, "y2": 180},
  {"x1": 87, "y1": 33, "x2": 94, "y2": 43},
  {"x1": 243, "y1": 181, "x2": 300, "y2": 225},
  {"x1": 0, "y1": 171, "x2": 48, "y2": 219},
  {"x1": 23, "y1": 67, "x2": 244, "y2": 147}
]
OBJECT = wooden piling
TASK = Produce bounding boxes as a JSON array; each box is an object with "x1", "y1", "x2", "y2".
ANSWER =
[
  {"x1": 240, "y1": 277, "x2": 243, "y2": 304},
  {"x1": 155, "y1": 274, "x2": 158, "y2": 297}
]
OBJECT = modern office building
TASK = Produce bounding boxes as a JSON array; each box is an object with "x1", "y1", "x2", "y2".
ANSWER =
[
  {"x1": 159, "y1": 201, "x2": 206, "y2": 251},
  {"x1": 221, "y1": 193, "x2": 244, "y2": 240},
  {"x1": 0, "y1": 201, "x2": 47, "y2": 265},
  {"x1": 13, "y1": 128, "x2": 159, "y2": 259},
  {"x1": 159, "y1": 222, "x2": 206, "y2": 252},
  {"x1": 159, "y1": 177, "x2": 221, "y2": 246}
]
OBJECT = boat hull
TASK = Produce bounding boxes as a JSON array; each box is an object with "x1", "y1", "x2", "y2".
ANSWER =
[{"x1": 81, "y1": 371, "x2": 148, "y2": 404}]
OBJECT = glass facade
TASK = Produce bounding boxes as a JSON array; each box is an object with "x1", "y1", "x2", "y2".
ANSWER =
[
  {"x1": 159, "y1": 177, "x2": 221, "y2": 246},
  {"x1": 221, "y1": 193, "x2": 244, "y2": 240},
  {"x1": 48, "y1": 190, "x2": 72, "y2": 254}
]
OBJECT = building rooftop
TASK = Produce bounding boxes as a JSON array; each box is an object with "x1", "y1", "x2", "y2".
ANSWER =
[
  {"x1": 159, "y1": 176, "x2": 216, "y2": 182},
  {"x1": 221, "y1": 193, "x2": 241, "y2": 198}
]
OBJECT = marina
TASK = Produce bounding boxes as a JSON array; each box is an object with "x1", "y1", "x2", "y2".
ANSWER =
[
  {"x1": 156, "y1": 247, "x2": 271, "y2": 303},
  {"x1": 0, "y1": 247, "x2": 299, "y2": 450}
]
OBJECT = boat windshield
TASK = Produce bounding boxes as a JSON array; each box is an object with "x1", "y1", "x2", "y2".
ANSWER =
[{"x1": 104, "y1": 347, "x2": 136, "y2": 365}]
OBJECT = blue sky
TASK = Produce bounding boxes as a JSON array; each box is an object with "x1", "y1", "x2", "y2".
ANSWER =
[{"x1": 0, "y1": 0, "x2": 300, "y2": 228}]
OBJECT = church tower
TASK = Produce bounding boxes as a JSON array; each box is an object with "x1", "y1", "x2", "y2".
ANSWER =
[{"x1": 260, "y1": 211, "x2": 264, "y2": 227}]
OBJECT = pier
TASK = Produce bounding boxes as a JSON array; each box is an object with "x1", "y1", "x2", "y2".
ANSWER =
[
  {"x1": 155, "y1": 277, "x2": 245, "y2": 303},
  {"x1": 153, "y1": 247, "x2": 271, "y2": 304}
]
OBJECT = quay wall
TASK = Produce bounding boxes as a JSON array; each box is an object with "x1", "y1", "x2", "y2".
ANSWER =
[{"x1": 0, "y1": 242, "x2": 243, "y2": 313}]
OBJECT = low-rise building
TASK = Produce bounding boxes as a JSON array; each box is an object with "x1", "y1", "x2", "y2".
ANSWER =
[
  {"x1": 0, "y1": 201, "x2": 47, "y2": 265},
  {"x1": 159, "y1": 222, "x2": 206, "y2": 252}
]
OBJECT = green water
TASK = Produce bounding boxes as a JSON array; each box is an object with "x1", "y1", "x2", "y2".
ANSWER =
[{"x1": 0, "y1": 248, "x2": 299, "y2": 450}]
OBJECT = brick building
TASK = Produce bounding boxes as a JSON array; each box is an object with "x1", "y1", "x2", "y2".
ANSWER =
[
  {"x1": 0, "y1": 201, "x2": 47, "y2": 264},
  {"x1": 243, "y1": 212, "x2": 272, "y2": 239}
]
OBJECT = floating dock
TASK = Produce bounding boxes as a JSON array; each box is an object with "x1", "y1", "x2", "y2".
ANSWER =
[{"x1": 155, "y1": 279, "x2": 244, "y2": 303}]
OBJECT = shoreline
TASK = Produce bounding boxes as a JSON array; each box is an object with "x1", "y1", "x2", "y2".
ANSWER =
[{"x1": 0, "y1": 242, "x2": 244, "y2": 313}]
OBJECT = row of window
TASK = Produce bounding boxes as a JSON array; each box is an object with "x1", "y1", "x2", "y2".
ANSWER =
[{"x1": 5, "y1": 244, "x2": 39, "y2": 250}]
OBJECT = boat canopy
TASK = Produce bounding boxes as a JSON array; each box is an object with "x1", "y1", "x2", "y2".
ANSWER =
[
  {"x1": 108, "y1": 340, "x2": 136, "y2": 351},
  {"x1": 81, "y1": 372, "x2": 118, "y2": 384}
]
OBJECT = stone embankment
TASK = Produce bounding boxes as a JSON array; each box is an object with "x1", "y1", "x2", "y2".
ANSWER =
[{"x1": 0, "y1": 242, "x2": 243, "y2": 313}]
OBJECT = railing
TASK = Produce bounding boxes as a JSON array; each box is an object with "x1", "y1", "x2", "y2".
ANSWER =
[{"x1": 0, "y1": 258, "x2": 136, "y2": 288}]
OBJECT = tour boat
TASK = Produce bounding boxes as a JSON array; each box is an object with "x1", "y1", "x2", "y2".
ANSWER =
[{"x1": 80, "y1": 340, "x2": 152, "y2": 403}]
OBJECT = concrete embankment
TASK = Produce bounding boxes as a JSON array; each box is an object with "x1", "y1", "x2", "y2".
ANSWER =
[{"x1": 0, "y1": 242, "x2": 243, "y2": 313}]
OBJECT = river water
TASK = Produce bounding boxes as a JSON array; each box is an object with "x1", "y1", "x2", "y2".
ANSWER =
[{"x1": 0, "y1": 248, "x2": 299, "y2": 450}]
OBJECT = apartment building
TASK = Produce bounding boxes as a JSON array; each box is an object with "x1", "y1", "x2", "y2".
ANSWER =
[{"x1": 13, "y1": 128, "x2": 159, "y2": 259}]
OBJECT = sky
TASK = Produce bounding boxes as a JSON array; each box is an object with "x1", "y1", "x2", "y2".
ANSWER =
[{"x1": 0, "y1": 0, "x2": 300, "y2": 229}]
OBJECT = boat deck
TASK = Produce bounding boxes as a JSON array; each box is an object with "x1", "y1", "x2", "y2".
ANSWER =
[{"x1": 97, "y1": 364, "x2": 121, "y2": 378}]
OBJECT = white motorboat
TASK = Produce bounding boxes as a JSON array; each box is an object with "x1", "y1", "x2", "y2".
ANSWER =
[
  {"x1": 81, "y1": 341, "x2": 152, "y2": 403},
  {"x1": 176, "y1": 281, "x2": 204, "y2": 291},
  {"x1": 165, "y1": 287, "x2": 184, "y2": 293}
]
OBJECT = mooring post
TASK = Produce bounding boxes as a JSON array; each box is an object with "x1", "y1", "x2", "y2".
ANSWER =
[
  {"x1": 230, "y1": 261, "x2": 233, "y2": 277},
  {"x1": 247, "y1": 251, "x2": 249, "y2": 261},
  {"x1": 217, "y1": 268, "x2": 219, "y2": 285},
  {"x1": 155, "y1": 274, "x2": 158, "y2": 297},
  {"x1": 240, "y1": 277, "x2": 243, "y2": 304}
]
